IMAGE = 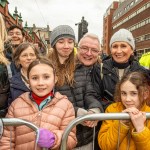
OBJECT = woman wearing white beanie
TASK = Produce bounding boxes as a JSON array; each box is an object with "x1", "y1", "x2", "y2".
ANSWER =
[{"x1": 102, "y1": 28, "x2": 148, "y2": 109}]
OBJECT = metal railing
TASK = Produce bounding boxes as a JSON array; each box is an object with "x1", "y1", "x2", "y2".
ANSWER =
[
  {"x1": 60, "y1": 113, "x2": 150, "y2": 150},
  {"x1": 1, "y1": 118, "x2": 48, "y2": 150}
]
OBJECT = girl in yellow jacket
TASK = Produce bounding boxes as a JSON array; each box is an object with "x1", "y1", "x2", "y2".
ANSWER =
[
  {"x1": 98, "y1": 71, "x2": 150, "y2": 150},
  {"x1": 0, "y1": 57, "x2": 77, "y2": 150}
]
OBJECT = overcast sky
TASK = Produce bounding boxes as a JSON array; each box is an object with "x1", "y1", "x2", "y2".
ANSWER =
[{"x1": 8, "y1": 0, "x2": 118, "y2": 41}]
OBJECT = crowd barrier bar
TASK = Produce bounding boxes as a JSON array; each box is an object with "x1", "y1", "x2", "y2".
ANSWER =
[
  {"x1": 1, "y1": 118, "x2": 48, "y2": 150},
  {"x1": 60, "y1": 113, "x2": 150, "y2": 150}
]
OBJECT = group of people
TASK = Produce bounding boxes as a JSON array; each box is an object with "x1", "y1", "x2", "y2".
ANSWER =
[{"x1": 0, "y1": 12, "x2": 150, "y2": 150}]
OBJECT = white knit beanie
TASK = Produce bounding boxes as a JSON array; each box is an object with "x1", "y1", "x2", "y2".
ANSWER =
[
  {"x1": 50, "y1": 25, "x2": 75, "y2": 48},
  {"x1": 110, "y1": 28, "x2": 135, "y2": 50}
]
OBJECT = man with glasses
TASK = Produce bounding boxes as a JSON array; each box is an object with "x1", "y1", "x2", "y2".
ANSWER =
[
  {"x1": 76, "y1": 33, "x2": 104, "y2": 150},
  {"x1": 77, "y1": 33, "x2": 101, "y2": 66},
  {"x1": 77, "y1": 33, "x2": 103, "y2": 103},
  {"x1": 4, "y1": 25, "x2": 25, "y2": 76}
]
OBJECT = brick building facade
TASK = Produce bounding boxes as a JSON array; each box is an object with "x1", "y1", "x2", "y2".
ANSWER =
[
  {"x1": 0, "y1": 0, "x2": 47, "y2": 51},
  {"x1": 103, "y1": 0, "x2": 150, "y2": 59},
  {"x1": 103, "y1": 1, "x2": 119, "y2": 55}
]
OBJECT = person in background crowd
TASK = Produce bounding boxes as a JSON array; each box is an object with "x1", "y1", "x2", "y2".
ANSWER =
[
  {"x1": 34, "y1": 42, "x2": 47, "y2": 56},
  {"x1": 48, "y1": 25, "x2": 103, "y2": 150},
  {"x1": 0, "y1": 13, "x2": 10, "y2": 117},
  {"x1": 139, "y1": 52, "x2": 150, "y2": 70},
  {"x1": 102, "y1": 28, "x2": 148, "y2": 109},
  {"x1": 0, "y1": 57, "x2": 77, "y2": 150},
  {"x1": 101, "y1": 52, "x2": 109, "y2": 62},
  {"x1": 4, "y1": 25, "x2": 25, "y2": 76},
  {"x1": 8, "y1": 42, "x2": 39, "y2": 105},
  {"x1": 98, "y1": 71, "x2": 150, "y2": 150}
]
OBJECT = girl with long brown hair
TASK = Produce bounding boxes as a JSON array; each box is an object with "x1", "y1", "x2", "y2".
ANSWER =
[{"x1": 48, "y1": 25, "x2": 103, "y2": 149}]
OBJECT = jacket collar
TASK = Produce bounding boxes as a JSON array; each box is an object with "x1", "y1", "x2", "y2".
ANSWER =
[{"x1": 19, "y1": 92, "x2": 68, "y2": 109}]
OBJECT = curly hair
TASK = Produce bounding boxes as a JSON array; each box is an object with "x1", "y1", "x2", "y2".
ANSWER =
[{"x1": 114, "y1": 71, "x2": 150, "y2": 107}]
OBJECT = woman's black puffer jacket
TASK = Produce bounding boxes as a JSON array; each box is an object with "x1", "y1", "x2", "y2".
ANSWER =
[{"x1": 0, "y1": 64, "x2": 9, "y2": 117}]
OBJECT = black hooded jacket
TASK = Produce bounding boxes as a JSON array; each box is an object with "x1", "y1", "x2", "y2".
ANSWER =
[{"x1": 102, "y1": 57, "x2": 148, "y2": 108}]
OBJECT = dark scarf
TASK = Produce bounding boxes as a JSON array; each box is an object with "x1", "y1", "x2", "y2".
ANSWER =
[
  {"x1": 112, "y1": 55, "x2": 135, "y2": 69},
  {"x1": 112, "y1": 60, "x2": 130, "y2": 69}
]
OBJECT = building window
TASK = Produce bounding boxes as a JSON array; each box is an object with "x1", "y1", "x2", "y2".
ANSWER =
[
  {"x1": 137, "y1": 49, "x2": 144, "y2": 60},
  {"x1": 135, "y1": 0, "x2": 139, "y2": 3},
  {"x1": 113, "y1": 2, "x2": 150, "y2": 29},
  {"x1": 127, "y1": 4, "x2": 130, "y2": 9},
  {"x1": 135, "y1": 37, "x2": 141, "y2": 43},
  {"x1": 145, "y1": 34, "x2": 150, "y2": 40},
  {"x1": 130, "y1": 1, "x2": 134, "y2": 7},
  {"x1": 145, "y1": 48, "x2": 150, "y2": 53}
]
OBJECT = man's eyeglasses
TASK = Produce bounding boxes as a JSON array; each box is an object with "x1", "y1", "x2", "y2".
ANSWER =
[{"x1": 78, "y1": 46, "x2": 99, "y2": 55}]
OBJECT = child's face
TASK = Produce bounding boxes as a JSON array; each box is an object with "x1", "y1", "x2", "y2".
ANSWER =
[
  {"x1": 55, "y1": 38, "x2": 74, "y2": 58},
  {"x1": 29, "y1": 64, "x2": 55, "y2": 97},
  {"x1": 121, "y1": 80, "x2": 140, "y2": 109}
]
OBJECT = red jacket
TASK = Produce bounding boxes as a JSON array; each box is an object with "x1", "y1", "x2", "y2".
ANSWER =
[{"x1": 0, "y1": 92, "x2": 77, "y2": 150}]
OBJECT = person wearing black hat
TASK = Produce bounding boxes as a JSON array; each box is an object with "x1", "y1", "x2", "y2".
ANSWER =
[
  {"x1": 102, "y1": 28, "x2": 148, "y2": 109},
  {"x1": 48, "y1": 25, "x2": 103, "y2": 149}
]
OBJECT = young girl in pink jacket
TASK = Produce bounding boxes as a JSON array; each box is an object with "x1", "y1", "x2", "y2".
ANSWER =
[{"x1": 0, "y1": 57, "x2": 77, "y2": 150}]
